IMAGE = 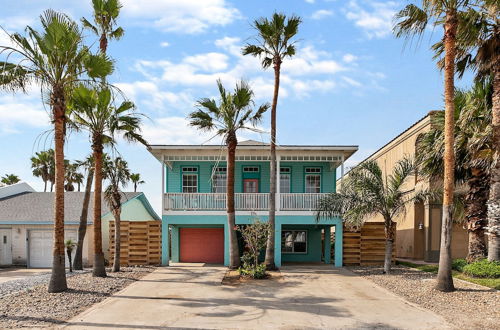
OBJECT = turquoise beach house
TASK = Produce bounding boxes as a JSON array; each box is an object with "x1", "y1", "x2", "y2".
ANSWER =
[{"x1": 148, "y1": 140, "x2": 357, "y2": 267}]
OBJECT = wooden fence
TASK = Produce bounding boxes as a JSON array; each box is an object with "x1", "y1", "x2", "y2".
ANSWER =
[
  {"x1": 341, "y1": 222, "x2": 396, "y2": 266},
  {"x1": 109, "y1": 220, "x2": 162, "y2": 266}
]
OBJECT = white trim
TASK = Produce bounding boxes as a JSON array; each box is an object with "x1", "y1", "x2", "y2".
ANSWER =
[{"x1": 163, "y1": 210, "x2": 321, "y2": 216}]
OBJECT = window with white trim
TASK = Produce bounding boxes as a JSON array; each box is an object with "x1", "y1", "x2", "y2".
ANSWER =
[
  {"x1": 182, "y1": 167, "x2": 198, "y2": 193},
  {"x1": 282, "y1": 230, "x2": 307, "y2": 253},
  {"x1": 305, "y1": 168, "x2": 321, "y2": 193},
  {"x1": 280, "y1": 167, "x2": 291, "y2": 193},
  {"x1": 243, "y1": 166, "x2": 259, "y2": 172},
  {"x1": 212, "y1": 167, "x2": 227, "y2": 193}
]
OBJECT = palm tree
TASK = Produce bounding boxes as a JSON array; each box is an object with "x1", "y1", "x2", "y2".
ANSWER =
[
  {"x1": 393, "y1": 0, "x2": 473, "y2": 292},
  {"x1": 418, "y1": 80, "x2": 493, "y2": 262},
  {"x1": 82, "y1": 0, "x2": 124, "y2": 54},
  {"x1": 68, "y1": 84, "x2": 147, "y2": 277},
  {"x1": 31, "y1": 150, "x2": 53, "y2": 192},
  {"x1": 0, "y1": 174, "x2": 20, "y2": 185},
  {"x1": 316, "y1": 159, "x2": 424, "y2": 274},
  {"x1": 104, "y1": 157, "x2": 130, "y2": 272},
  {"x1": 188, "y1": 79, "x2": 269, "y2": 269},
  {"x1": 242, "y1": 13, "x2": 301, "y2": 269},
  {"x1": 65, "y1": 161, "x2": 84, "y2": 191},
  {"x1": 65, "y1": 239, "x2": 76, "y2": 272},
  {"x1": 0, "y1": 10, "x2": 112, "y2": 292},
  {"x1": 130, "y1": 173, "x2": 144, "y2": 192},
  {"x1": 73, "y1": 155, "x2": 94, "y2": 270}
]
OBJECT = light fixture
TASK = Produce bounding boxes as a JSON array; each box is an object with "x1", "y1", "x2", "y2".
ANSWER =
[{"x1": 418, "y1": 223, "x2": 424, "y2": 230}]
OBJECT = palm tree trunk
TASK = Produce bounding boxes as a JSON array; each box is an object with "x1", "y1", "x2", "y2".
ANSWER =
[
  {"x1": 465, "y1": 168, "x2": 488, "y2": 262},
  {"x1": 488, "y1": 66, "x2": 500, "y2": 262},
  {"x1": 436, "y1": 10, "x2": 457, "y2": 292},
  {"x1": 73, "y1": 168, "x2": 93, "y2": 270},
  {"x1": 227, "y1": 133, "x2": 240, "y2": 269},
  {"x1": 134, "y1": 183, "x2": 137, "y2": 192},
  {"x1": 112, "y1": 207, "x2": 121, "y2": 272},
  {"x1": 92, "y1": 144, "x2": 106, "y2": 277},
  {"x1": 48, "y1": 87, "x2": 68, "y2": 293},
  {"x1": 265, "y1": 59, "x2": 282, "y2": 270},
  {"x1": 100, "y1": 33, "x2": 108, "y2": 54},
  {"x1": 44, "y1": 180, "x2": 47, "y2": 192},
  {"x1": 383, "y1": 218, "x2": 395, "y2": 274}
]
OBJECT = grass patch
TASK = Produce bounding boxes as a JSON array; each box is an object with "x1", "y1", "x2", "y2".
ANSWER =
[{"x1": 396, "y1": 260, "x2": 500, "y2": 290}]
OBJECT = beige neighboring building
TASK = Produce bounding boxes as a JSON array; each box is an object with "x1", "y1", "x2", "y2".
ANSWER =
[{"x1": 342, "y1": 112, "x2": 468, "y2": 262}]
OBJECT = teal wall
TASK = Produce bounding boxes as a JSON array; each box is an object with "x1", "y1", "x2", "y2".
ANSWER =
[
  {"x1": 165, "y1": 161, "x2": 336, "y2": 193},
  {"x1": 281, "y1": 225, "x2": 322, "y2": 263}
]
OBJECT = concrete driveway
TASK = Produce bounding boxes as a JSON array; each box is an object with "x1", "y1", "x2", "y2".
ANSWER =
[
  {"x1": 64, "y1": 264, "x2": 449, "y2": 329},
  {"x1": 0, "y1": 268, "x2": 49, "y2": 283}
]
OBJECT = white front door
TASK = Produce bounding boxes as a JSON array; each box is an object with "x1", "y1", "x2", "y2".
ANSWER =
[
  {"x1": 29, "y1": 230, "x2": 77, "y2": 268},
  {"x1": 0, "y1": 229, "x2": 12, "y2": 265}
]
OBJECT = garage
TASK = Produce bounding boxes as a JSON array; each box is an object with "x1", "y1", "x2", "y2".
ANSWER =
[
  {"x1": 179, "y1": 228, "x2": 224, "y2": 264},
  {"x1": 28, "y1": 230, "x2": 77, "y2": 268}
]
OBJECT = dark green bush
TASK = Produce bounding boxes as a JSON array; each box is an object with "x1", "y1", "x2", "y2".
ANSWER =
[
  {"x1": 239, "y1": 262, "x2": 267, "y2": 279},
  {"x1": 462, "y1": 259, "x2": 500, "y2": 278},
  {"x1": 452, "y1": 258, "x2": 467, "y2": 272}
]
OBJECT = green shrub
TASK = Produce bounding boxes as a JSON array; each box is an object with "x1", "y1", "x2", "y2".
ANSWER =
[
  {"x1": 239, "y1": 262, "x2": 267, "y2": 279},
  {"x1": 462, "y1": 259, "x2": 500, "y2": 278},
  {"x1": 452, "y1": 258, "x2": 467, "y2": 272}
]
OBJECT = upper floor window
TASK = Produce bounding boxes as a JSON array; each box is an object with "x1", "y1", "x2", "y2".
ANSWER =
[
  {"x1": 280, "y1": 167, "x2": 291, "y2": 193},
  {"x1": 182, "y1": 167, "x2": 198, "y2": 193},
  {"x1": 243, "y1": 166, "x2": 259, "y2": 173},
  {"x1": 305, "y1": 167, "x2": 321, "y2": 193},
  {"x1": 212, "y1": 167, "x2": 227, "y2": 193}
]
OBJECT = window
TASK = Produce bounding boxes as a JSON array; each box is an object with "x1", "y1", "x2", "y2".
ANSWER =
[
  {"x1": 212, "y1": 167, "x2": 227, "y2": 193},
  {"x1": 305, "y1": 167, "x2": 321, "y2": 193},
  {"x1": 243, "y1": 166, "x2": 259, "y2": 173},
  {"x1": 182, "y1": 167, "x2": 198, "y2": 193},
  {"x1": 282, "y1": 230, "x2": 307, "y2": 253},
  {"x1": 280, "y1": 167, "x2": 291, "y2": 193}
]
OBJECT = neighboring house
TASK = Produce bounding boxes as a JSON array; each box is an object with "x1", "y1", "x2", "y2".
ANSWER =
[
  {"x1": 148, "y1": 140, "x2": 358, "y2": 267},
  {"x1": 340, "y1": 112, "x2": 468, "y2": 262},
  {"x1": 0, "y1": 190, "x2": 160, "y2": 268}
]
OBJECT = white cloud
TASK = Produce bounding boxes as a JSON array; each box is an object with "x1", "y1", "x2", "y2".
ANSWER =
[
  {"x1": 311, "y1": 9, "x2": 334, "y2": 20},
  {"x1": 121, "y1": 0, "x2": 240, "y2": 34},
  {"x1": 183, "y1": 52, "x2": 229, "y2": 72},
  {"x1": 305, "y1": 0, "x2": 315, "y2": 3},
  {"x1": 160, "y1": 41, "x2": 170, "y2": 48},
  {"x1": 342, "y1": 53, "x2": 358, "y2": 63},
  {"x1": 0, "y1": 95, "x2": 49, "y2": 134},
  {"x1": 0, "y1": 16, "x2": 35, "y2": 30},
  {"x1": 344, "y1": 1, "x2": 399, "y2": 39},
  {"x1": 342, "y1": 76, "x2": 362, "y2": 87},
  {"x1": 141, "y1": 117, "x2": 213, "y2": 145}
]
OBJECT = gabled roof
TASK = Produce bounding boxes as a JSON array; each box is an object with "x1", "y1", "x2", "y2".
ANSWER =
[
  {"x1": 0, "y1": 182, "x2": 35, "y2": 199},
  {"x1": 0, "y1": 191, "x2": 153, "y2": 224}
]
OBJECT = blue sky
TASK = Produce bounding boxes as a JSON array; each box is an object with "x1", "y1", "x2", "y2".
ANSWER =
[{"x1": 0, "y1": 0, "x2": 473, "y2": 212}]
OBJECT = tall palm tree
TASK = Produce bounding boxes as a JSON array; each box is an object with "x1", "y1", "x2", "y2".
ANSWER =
[
  {"x1": 31, "y1": 150, "x2": 53, "y2": 192},
  {"x1": 317, "y1": 159, "x2": 425, "y2": 274},
  {"x1": 189, "y1": 79, "x2": 269, "y2": 269},
  {"x1": 130, "y1": 173, "x2": 144, "y2": 192},
  {"x1": 0, "y1": 174, "x2": 20, "y2": 185},
  {"x1": 68, "y1": 84, "x2": 147, "y2": 277},
  {"x1": 242, "y1": 13, "x2": 301, "y2": 269},
  {"x1": 104, "y1": 156, "x2": 130, "y2": 272},
  {"x1": 73, "y1": 155, "x2": 94, "y2": 270},
  {"x1": 65, "y1": 160, "x2": 84, "y2": 191},
  {"x1": 418, "y1": 80, "x2": 493, "y2": 262},
  {"x1": 82, "y1": 0, "x2": 124, "y2": 54},
  {"x1": 0, "y1": 10, "x2": 112, "y2": 292},
  {"x1": 394, "y1": 0, "x2": 472, "y2": 292}
]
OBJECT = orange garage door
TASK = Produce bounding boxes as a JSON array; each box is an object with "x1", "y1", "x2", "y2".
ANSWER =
[{"x1": 179, "y1": 228, "x2": 224, "y2": 263}]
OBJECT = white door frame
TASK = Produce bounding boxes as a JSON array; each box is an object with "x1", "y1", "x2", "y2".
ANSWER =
[{"x1": 0, "y1": 228, "x2": 12, "y2": 266}]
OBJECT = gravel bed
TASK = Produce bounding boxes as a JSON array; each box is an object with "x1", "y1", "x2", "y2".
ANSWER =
[
  {"x1": 0, "y1": 269, "x2": 88, "y2": 298},
  {"x1": 0, "y1": 266, "x2": 155, "y2": 328},
  {"x1": 348, "y1": 265, "x2": 500, "y2": 329}
]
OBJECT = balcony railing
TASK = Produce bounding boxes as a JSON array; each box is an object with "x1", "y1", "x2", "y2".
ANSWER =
[{"x1": 164, "y1": 192, "x2": 329, "y2": 211}]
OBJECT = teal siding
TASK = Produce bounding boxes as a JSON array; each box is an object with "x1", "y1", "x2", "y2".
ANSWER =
[
  {"x1": 166, "y1": 161, "x2": 336, "y2": 193},
  {"x1": 281, "y1": 225, "x2": 323, "y2": 263}
]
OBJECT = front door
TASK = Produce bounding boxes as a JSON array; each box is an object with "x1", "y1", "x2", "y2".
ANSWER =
[
  {"x1": 243, "y1": 179, "x2": 259, "y2": 193},
  {"x1": 0, "y1": 229, "x2": 12, "y2": 266}
]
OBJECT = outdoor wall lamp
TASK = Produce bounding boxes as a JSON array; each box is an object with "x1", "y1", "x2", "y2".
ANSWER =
[{"x1": 418, "y1": 223, "x2": 424, "y2": 230}]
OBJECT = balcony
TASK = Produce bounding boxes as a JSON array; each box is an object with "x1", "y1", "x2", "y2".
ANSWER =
[{"x1": 163, "y1": 193, "x2": 330, "y2": 211}]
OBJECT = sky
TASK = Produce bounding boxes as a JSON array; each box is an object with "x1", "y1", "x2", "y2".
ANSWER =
[{"x1": 0, "y1": 0, "x2": 474, "y2": 213}]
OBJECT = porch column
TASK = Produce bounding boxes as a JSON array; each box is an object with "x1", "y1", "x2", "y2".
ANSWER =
[
  {"x1": 224, "y1": 223, "x2": 229, "y2": 267},
  {"x1": 276, "y1": 156, "x2": 280, "y2": 211},
  {"x1": 340, "y1": 154, "x2": 345, "y2": 190},
  {"x1": 161, "y1": 219, "x2": 169, "y2": 266},
  {"x1": 171, "y1": 226, "x2": 179, "y2": 262},
  {"x1": 274, "y1": 220, "x2": 282, "y2": 267},
  {"x1": 324, "y1": 226, "x2": 331, "y2": 264},
  {"x1": 334, "y1": 222, "x2": 343, "y2": 267}
]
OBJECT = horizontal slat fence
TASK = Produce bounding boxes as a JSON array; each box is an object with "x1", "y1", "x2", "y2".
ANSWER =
[
  {"x1": 109, "y1": 221, "x2": 161, "y2": 266},
  {"x1": 340, "y1": 222, "x2": 396, "y2": 266}
]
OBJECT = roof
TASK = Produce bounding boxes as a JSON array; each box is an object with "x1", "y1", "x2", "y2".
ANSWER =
[
  {"x1": 0, "y1": 191, "x2": 142, "y2": 224},
  {"x1": 0, "y1": 182, "x2": 35, "y2": 199}
]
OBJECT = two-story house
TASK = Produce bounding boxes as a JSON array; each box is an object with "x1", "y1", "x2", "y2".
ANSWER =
[{"x1": 148, "y1": 140, "x2": 358, "y2": 267}]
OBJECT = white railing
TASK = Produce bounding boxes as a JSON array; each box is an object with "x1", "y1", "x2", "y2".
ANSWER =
[
  {"x1": 164, "y1": 193, "x2": 328, "y2": 211},
  {"x1": 280, "y1": 193, "x2": 329, "y2": 211}
]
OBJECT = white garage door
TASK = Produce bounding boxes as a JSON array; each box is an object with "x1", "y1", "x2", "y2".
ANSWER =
[{"x1": 29, "y1": 230, "x2": 77, "y2": 268}]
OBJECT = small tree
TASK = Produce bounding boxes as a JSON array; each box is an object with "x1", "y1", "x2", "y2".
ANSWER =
[
  {"x1": 1, "y1": 174, "x2": 20, "y2": 185},
  {"x1": 65, "y1": 239, "x2": 76, "y2": 272},
  {"x1": 237, "y1": 218, "x2": 272, "y2": 278}
]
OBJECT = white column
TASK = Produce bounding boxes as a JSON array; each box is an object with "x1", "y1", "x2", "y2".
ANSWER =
[
  {"x1": 161, "y1": 155, "x2": 165, "y2": 212},
  {"x1": 276, "y1": 155, "x2": 280, "y2": 211},
  {"x1": 340, "y1": 154, "x2": 345, "y2": 191}
]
